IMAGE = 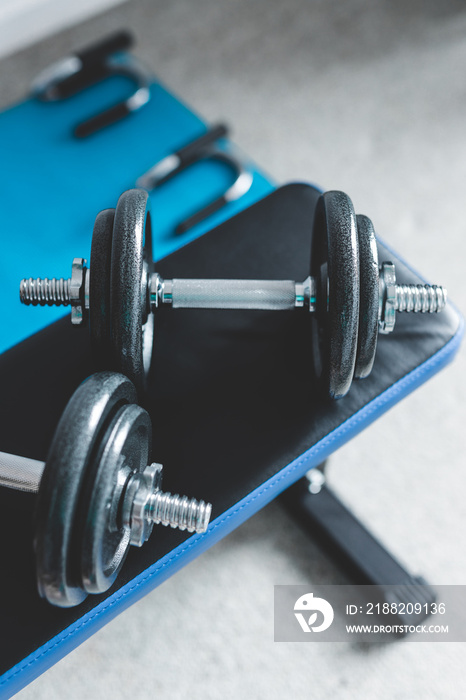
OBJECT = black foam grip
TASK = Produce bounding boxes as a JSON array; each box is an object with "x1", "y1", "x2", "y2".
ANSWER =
[
  {"x1": 51, "y1": 64, "x2": 110, "y2": 100},
  {"x1": 74, "y1": 101, "x2": 131, "y2": 138},
  {"x1": 176, "y1": 124, "x2": 229, "y2": 165},
  {"x1": 175, "y1": 195, "x2": 227, "y2": 234},
  {"x1": 76, "y1": 30, "x2": 134, "y2": 68}
]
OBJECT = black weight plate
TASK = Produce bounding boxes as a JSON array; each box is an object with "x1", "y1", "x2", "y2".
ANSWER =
[
  {"x1": 89, "y1": 208, "x2": 115, "y2": 368},
  {"x1": 34, "y1": 372, "x2": 137, "y2": 607},
  {"x1": 354, "y1": 214, "x2": 379, "y2": 379},
  {"x1": 80, "y1": 403, "x2": 152, "y2": 595},
  {"x1": 110, "y1": 189, "x2": 154, "y2": 396},
  {"x1": 310, "y1": 191, "x2": 359, "y2": 399}
]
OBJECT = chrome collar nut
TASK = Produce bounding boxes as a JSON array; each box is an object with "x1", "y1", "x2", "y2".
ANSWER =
[
  {"x1": 123, "y1": 463, "x2": 163, "y2": 547},
  {"x1": 378, "y1": 262, "x2": 397, "y2": 334},
  {"x1": 70, "y1": 258, "x2": 89, "y2": 326}
]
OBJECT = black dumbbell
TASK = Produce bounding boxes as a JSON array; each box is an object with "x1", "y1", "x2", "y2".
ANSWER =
[
  {"x1": 19, "y1": 189, "x2": 447, "y2": 399},
  {"x1": 0, "y1": 372, "x2": 211, "y2": 607}
]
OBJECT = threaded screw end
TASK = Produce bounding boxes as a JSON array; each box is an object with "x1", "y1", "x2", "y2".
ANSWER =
[
  {"x1": 395, "y1": 284, "x2": 447, "y2": 313},
  {"x1": 20, "y1": 277, "x2": 71, "y2": 306},
  {"x1": 149, "y1": 490, "x2": 212, "y2": 534}
]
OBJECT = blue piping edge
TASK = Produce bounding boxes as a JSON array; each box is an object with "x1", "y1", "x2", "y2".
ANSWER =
[{"x1": 0, "y1": 318, "x2": 463, "y2": 698}]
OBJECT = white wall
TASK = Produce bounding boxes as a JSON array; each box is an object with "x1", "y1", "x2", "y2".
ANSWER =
[{"x1": 0, "y1": 0, "x2": 126, "y2": 59}]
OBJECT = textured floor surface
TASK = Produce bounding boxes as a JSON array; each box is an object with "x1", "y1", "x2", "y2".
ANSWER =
[{"x1": 1, "y1": 0, "x2": 466, "y2": 698}]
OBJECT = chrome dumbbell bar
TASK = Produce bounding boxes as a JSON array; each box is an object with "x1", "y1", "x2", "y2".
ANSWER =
[{"x1": 19, "y1": 262, "x2": 445, "y2": 319}]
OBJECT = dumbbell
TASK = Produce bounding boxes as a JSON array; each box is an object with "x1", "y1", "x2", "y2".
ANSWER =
[
  {"x1": 0, "y1": 372, "x2": 212, "y2": 608},
  {"x1": 19, "y1": 189, "x2": 447, "y2": 399}
]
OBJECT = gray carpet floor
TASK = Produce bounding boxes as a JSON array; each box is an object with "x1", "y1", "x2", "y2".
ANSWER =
[{"x1": 1, "y1": 1, "x2": 465, "y2": 697}]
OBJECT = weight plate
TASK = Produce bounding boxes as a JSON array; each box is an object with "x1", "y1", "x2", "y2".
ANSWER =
[
  {"x1": 110, "y1": 188, "x2": 154, "y2": 396},
  {"x1": 34, "y1": 372, "x2": 137, "y2": 607},
  {"x1": 354, "y1": 214, "x2": 379, "y2": 379},
  {"x1": 310, "y1": 191, "x2": 359, "y2": 399},
  {"x1": 81, "y1": 403, "x2": 152, "y2": 595},
  {"x1": 89, "y1": 208, "x2": 115, "y2": 367}
]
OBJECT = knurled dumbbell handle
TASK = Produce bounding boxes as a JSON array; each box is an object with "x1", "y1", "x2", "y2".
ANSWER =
[
  {"x1": 159, "y1": 278, "x2": 313, "y2": 311},
  {"x1": 0, "y1": 451, "x2": 44, "y2": 493}
]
